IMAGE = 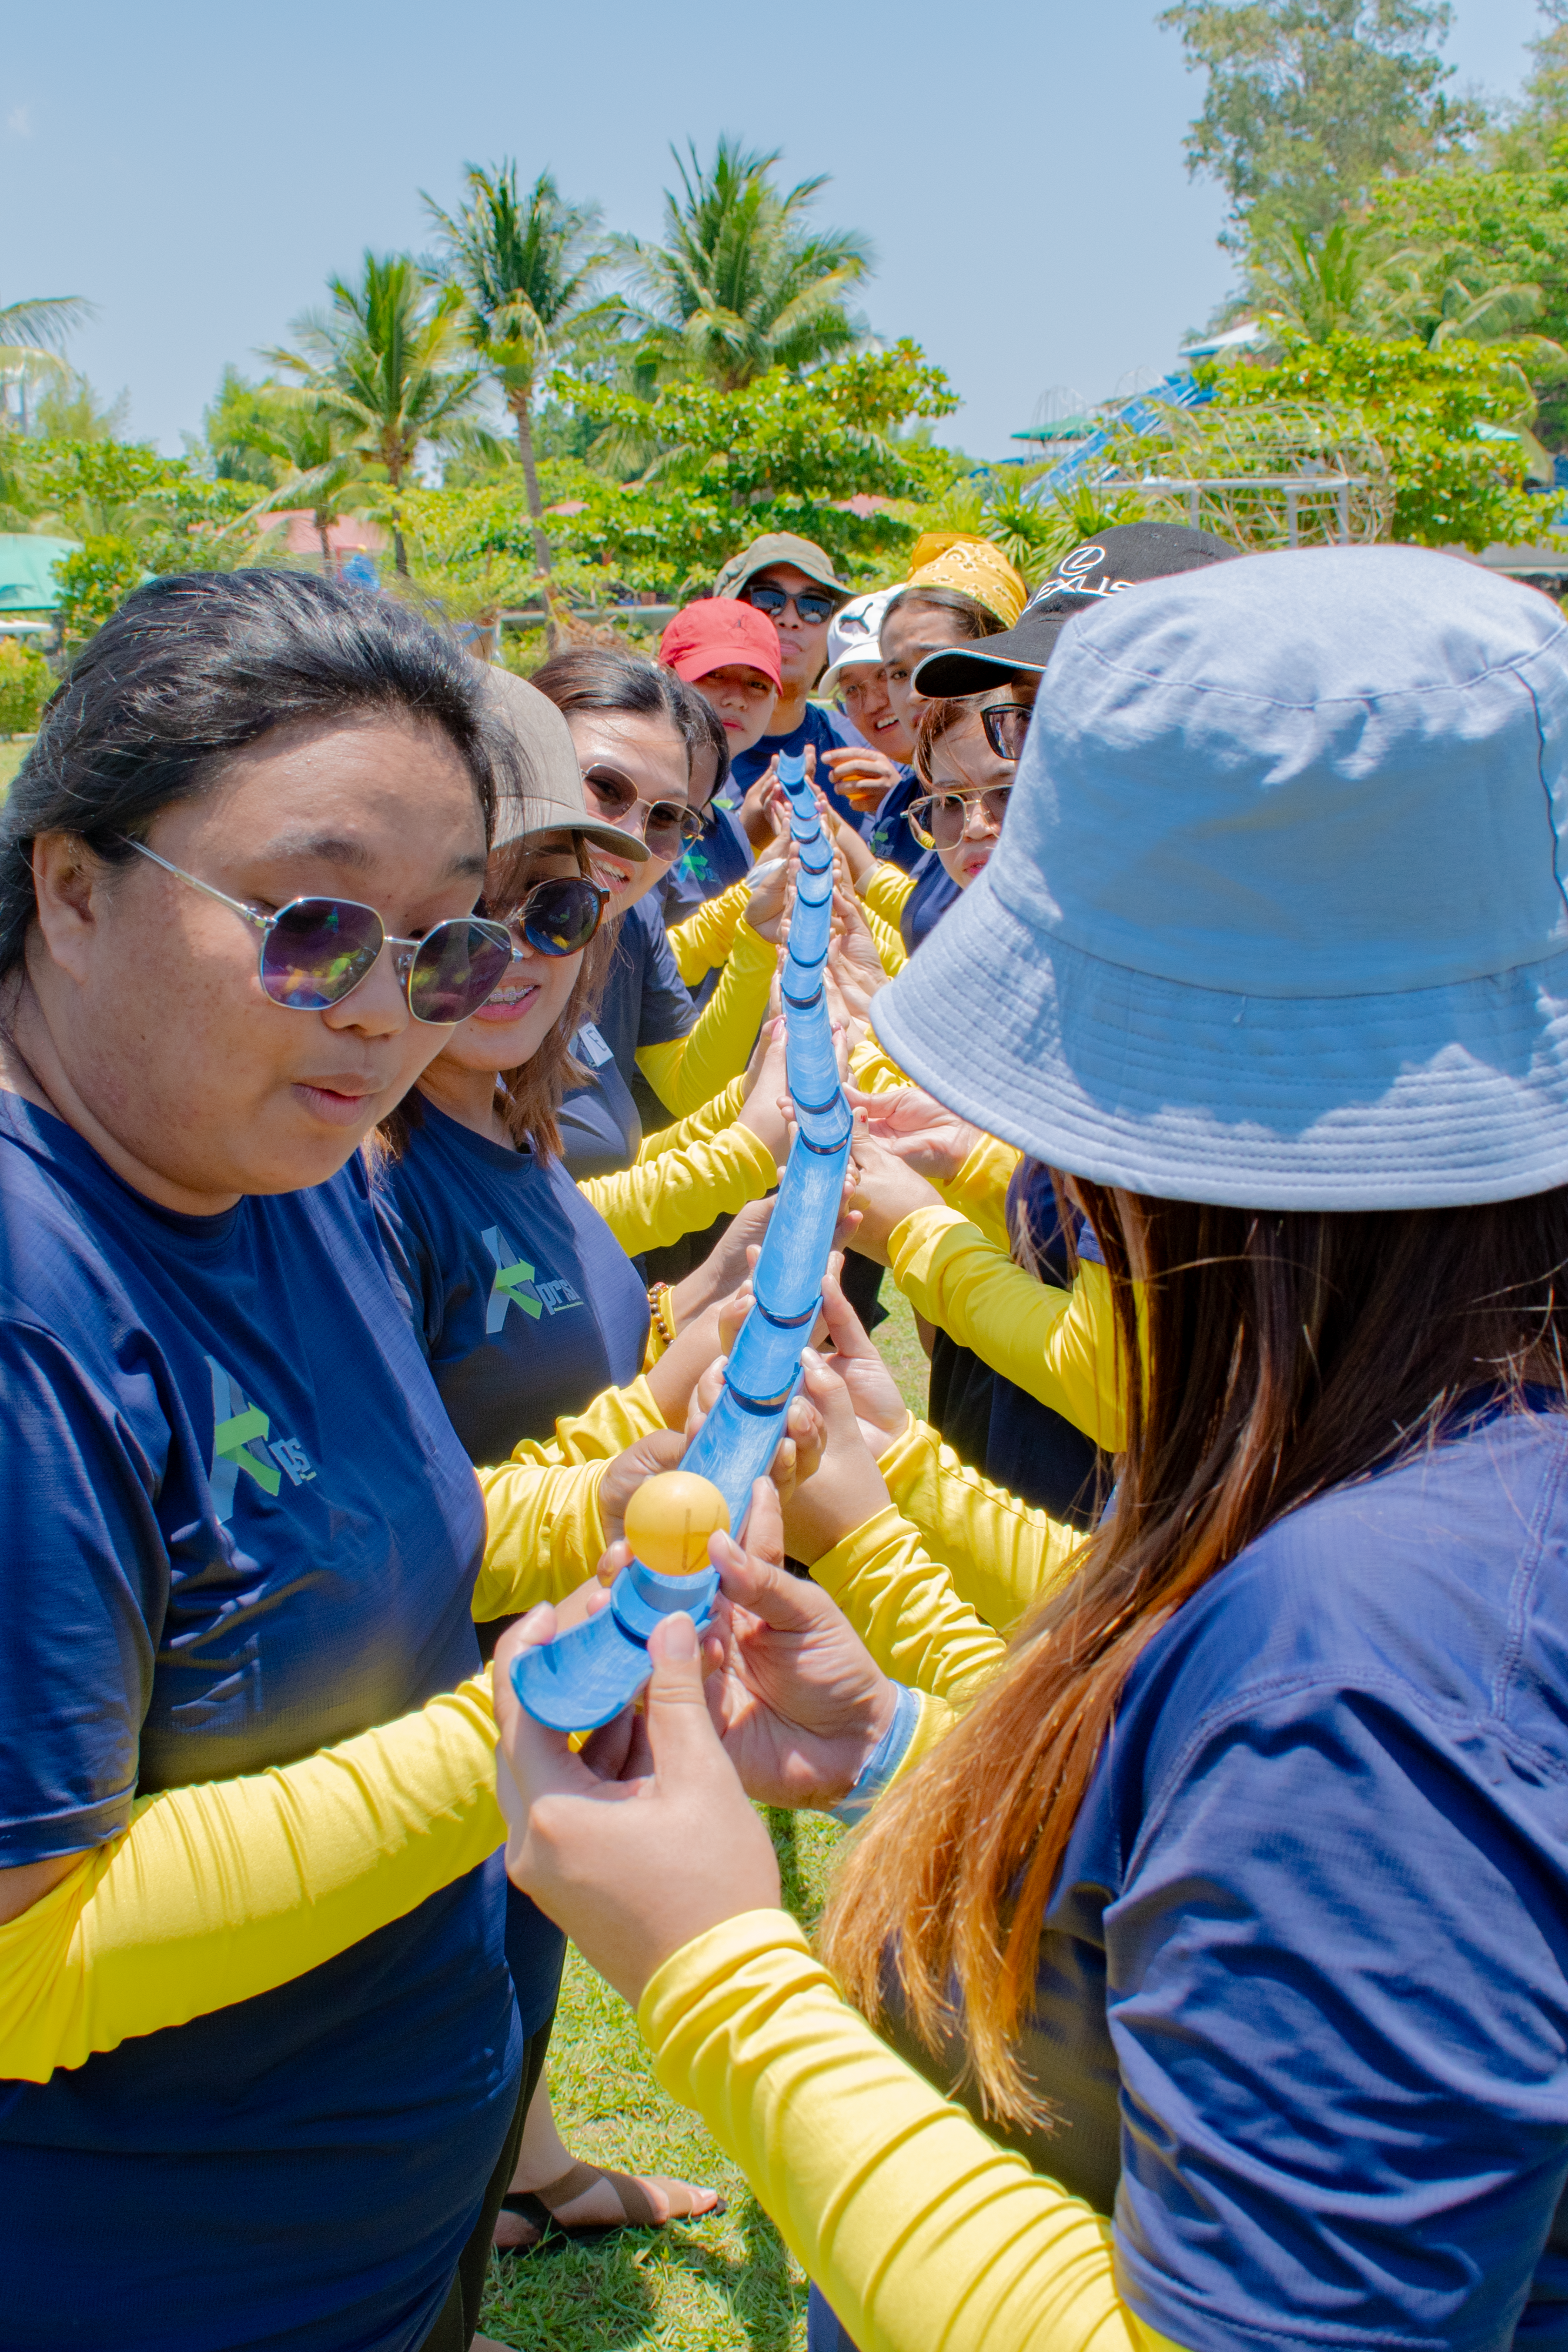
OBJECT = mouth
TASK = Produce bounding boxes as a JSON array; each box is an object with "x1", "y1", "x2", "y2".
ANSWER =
[
  {"x1": 291, "y1": 1078, "x2": 382, "y2": 1127},
  {"x1": 471, "y1": 979, "x2": 541, "y2": 1023},
  {"x1": 959, "y1": 849, "x2": 993, "y2": 881},
  {"x1": 872, "y1": 714, "x2": 898, "y2": 737}
]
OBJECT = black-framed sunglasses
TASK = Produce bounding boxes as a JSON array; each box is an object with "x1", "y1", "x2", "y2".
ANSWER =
[
  {"x1": 907, "y1": 784, "x2": 1013, "y2": 851},
  {"x1": 743, "y1": 583, "x2": 837, "y2": 627},
  {"x1": 981, "y1": 703, "x2": 1033, "y2": 761},
  {"x1": 581, "y1": 765, "x2": 704, "y2": 858},
  {"x1": 496, "y1": 873, "x2": 608, "y2": 958},
  {"x1": 122, "y1": 837, "x2": 514, "y2": 1024}
]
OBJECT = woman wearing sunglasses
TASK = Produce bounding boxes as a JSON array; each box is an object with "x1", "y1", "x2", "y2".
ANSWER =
[
  {"x1": 374, "y1": 673, "x2": 789, "y2": 2257},
  {"x1": 0, "y1": 570, "x2": 677, "y2": 2352},
  {"x1": 496, "y1": 545, "x2": 1568, "y2": 2352},
  {"x1": 529, "y1": 650, "x2": 781, "y2": 1177}
]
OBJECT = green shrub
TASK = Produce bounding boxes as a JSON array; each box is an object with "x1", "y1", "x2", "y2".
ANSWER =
[{"x1": 0, "y1": 637, "x2": 52, "y2": 737}]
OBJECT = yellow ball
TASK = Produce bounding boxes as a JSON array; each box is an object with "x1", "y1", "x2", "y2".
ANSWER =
[{"x1": 624, "y1": 1470, "x2": 731, "y2": 1578}]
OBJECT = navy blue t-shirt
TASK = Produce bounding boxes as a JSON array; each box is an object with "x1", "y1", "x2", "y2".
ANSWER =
[
  {"x1": 864, "y1": 769, "x2": 924, "y2": 874},
  {"x1": 900, "y1": 850, "x2": 961, "y2": 953},
  {"x1": 661, "y1": 802, "x2": 754, "y2": 927},
  {"x1": 891, "y1": 1398, "x2": 1568, "y2": 2348},
  {"x1": 728, "y1": 701, "x2": 867, "y2": 828},
  {"x1": 375, "y1": 1095, "x2": 650, "y2": 1468},
  {"x1": 373, "y1": 1096, "x2": 650, "y2": 2034},
  {"x1": 0, "y1": 1094, "x2": 519, "y2": 2352}
]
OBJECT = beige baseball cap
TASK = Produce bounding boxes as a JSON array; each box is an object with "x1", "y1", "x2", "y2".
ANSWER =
[
  {"x1": 711, "y1": 533, "x2": 849, "y2": 604},
  {"x1": 484, "y1": 666, "x2": 649, "y2": 864}
]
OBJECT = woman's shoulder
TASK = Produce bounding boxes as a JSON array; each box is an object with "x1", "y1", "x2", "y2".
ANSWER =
[{"x1": 1128, "y1": 1400, "x2": 1568, "y2": 1783}]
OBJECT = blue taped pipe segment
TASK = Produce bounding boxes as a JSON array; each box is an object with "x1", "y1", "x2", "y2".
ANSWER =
[{"x1": 511, "y1": 749, "x2": 852, "y2": 1731}]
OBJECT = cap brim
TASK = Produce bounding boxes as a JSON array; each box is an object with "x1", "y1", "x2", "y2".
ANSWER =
[
  {"x1": 668, "y1": 649, "x2": 781, "y2": 692},
  {"x1": 819, "y1": 656, "x2": 881, "y2": 698},
  {"x1": 912, "y1": 616, "x2": 1069, "y2": 698},
  {"x1": 870, "y1": 863, "x2": 1568, "y2": 1211},
  {"x1": 493, "y1": 806, "x2": 651, "y2": 864}
]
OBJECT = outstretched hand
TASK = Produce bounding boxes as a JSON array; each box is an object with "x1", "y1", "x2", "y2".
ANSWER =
[
  {"x1": 494, "y1": 1605, "x2": 781, "y2": 2010},
  {"x1": 846, "y1": 1083, "x2": 984, "y2": 1184}
]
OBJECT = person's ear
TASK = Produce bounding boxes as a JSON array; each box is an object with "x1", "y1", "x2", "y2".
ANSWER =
[{"x1": 29, "y1": 833, "x2": 113, "y2": 985}]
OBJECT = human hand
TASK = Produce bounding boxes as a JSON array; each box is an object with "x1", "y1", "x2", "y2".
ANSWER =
[
  {"x1": 817, "y1": 1268, "x2": 912, "y2": 1455},
  {"x1": 494, "y1": 1607, "x2": 781, "y2": 2009},
  {"x1": 671, "y1": 1198, "x2": 775, "y2": 1333},
  {"x1": 743, "y1": 853, "x2": 790, "y2": 944},
  {"x1": 822, "y1": 743, "x2": 901, "y2": 813},
  {"x1": 779, "y1": 1346, "x2": 894, "y2": 1564},
  {"x1": 828, "y1": 888, "x2": 888, "y2": 1022},
  {"x1": 845, "y1": 1083, "x2": 983, "y2": 1184},
  {"x1": 845, "y1": 1126, "x2": 947, "y2": 1265},
  {"x1": 737, "y1": 766, "x2": 786, "y2": 852},
  {"x1": 735, "y1": 1016, "x2": 791, "y2": 1162},
  {"x1": 703, "y1": 1477, "x2": 896, "y2": 1805}
]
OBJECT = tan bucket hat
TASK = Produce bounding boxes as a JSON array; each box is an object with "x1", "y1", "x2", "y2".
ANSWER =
[
  {"x1": 711, "y1": 533, "x2": 849, "y2": 604},
  {"x1": 484, "y1": 666, "x2": 648, "y2": 864}
]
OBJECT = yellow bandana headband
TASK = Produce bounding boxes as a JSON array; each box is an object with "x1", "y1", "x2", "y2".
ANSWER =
[{"x1": 904, "y1": 532, "x2": 1028, "y2": 628}]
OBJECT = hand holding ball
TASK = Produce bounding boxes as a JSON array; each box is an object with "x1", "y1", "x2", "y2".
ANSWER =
[{"x1": 624, "y1": 1471, "x2": 731, "y2": 1578}]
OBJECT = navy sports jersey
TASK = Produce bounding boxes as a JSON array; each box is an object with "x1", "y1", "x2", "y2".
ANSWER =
[
  {"x1": 661, "y1": 802, "x2": 754, "y2": 927},
  {"x1": 0, "y1": 1091, "x2": 519, "y2": 2352},
  {"x1": 900, "y1": 850, "x2": 961, "y2": 954},
  {"x1": 373, "y1": 1094, "x2": 650, "y2": 1468},
  {"x1": 728, "y1": 701, "x2": 867, "y2": 827},
  {"x1": 374, "y1": 1094, "x2": 650, "y2": 2037},
  {"x1": 864, "y1": 769, "x2": 924, "y2": 873}
]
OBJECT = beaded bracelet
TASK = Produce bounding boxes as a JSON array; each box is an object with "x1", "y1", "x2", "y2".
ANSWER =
[{"x1": 647, "y1": 1283, "x2": 676, "y2": 1352}]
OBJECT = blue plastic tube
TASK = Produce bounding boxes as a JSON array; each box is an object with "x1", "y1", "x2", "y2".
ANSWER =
[{"x1": 511, "y1": 753, "x2": 852, "y2": 1731}]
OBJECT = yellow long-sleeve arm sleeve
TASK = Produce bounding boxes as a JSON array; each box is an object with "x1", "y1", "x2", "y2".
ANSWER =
[
  {"x1": 888, "y1": 1210, "x2": 1125, "y2": 1452},
  {"x1": 641, "y1": 1913, "x2": 1187, "y2": 2352},
  {"x1": 866, "y1": 908, "x2": 907, "y2": 977},
  {"x1": 668, "y1": 880, "x2": 750, "y2": 985},
  {"x1": 637, "y1": 919, "x2": 777, "y2": 1116},
  {"x1": 638, "y1": 1077, "x2": 746, "y2": 1158},
  {"x1": 873, "y1": 1417, "x2": 1085, "y2": 1638},
  {"x1": 581, "y1": 1123, "x2": 777, "y2": 1257},
  {"x1": 472, "y1": 1374, "x2": 668, "y2": 1619},
  {"x1": 862, "y1": 861, "x2": 918, "y2": 931},
  {"x1": 0, "y1": 1672, "x2": 505, "y2": 2084},
  {"x1": 807, "y1": 1505, "x2": 1011, "y2": 1708}
]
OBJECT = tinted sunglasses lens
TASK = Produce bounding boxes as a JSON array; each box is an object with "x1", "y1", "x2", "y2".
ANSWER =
[
  {"x1": 745, "y1": 586, "x2": 785, "y2": 616},
  {"x1": 583, "y1": 767, "x2": 638, "y2": 820},
  {"x1": 644, "y1": 804, "x2": 699, "y2": 857},
  {"x1": 260, "y1": 898, "x2": 384, "y2": 1009},
  {"x1": 519, "y1": 877, "x2": 604, "y2": 956},
  {"x1": 407, "y1": 918, "x2": 514, "y2": 1024},
  {"x1": 984, "y1": 707, "x2": 1030, "y2": 760},
  {"x1": 795, "y1": 593, "x2": 834, "y2": 624}
]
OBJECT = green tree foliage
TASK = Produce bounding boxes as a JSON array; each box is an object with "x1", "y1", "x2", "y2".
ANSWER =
[
  {"x1": 1366, "y1": 164, "x2": 1568, "y2": 443},
  {"x1": 1209, "y1": 333, "x2": 1548, "y2": 544},
  {"x1": 243, "y1": 398, "x2": 369, "y2": 568},
  {"x1": 2, "y1": 439, "x2": 269, "y2": 626},
  {"x1": 55, "y1": 535, "x2": 144, "y2": 642},
  {"x1": 426, "y1": 163, "x2": 611, "y2": 574},
  {"x1": 396, "y1": 482, "x2": 550, "y2": 640},
  {"x1": 1485, "y1": 1, "x2": 1568, "y2": 171},
  {"x1": 0, "y1": 637, "x2": 52, "y2": 736},
  {"x1": 1161, "y1": 0, "x2": 1483, "y2": 243},
  {"x1": 543, "y1": 342, "x2": 957, "y2": 597},
  {"x1": 201, "y1": 368, "x2": 300, "y2": 483},
  {"x1": 618, "y1": 137, "x2": 871, "y2": 392},
  {"x1": 270, "y1": 254, "x2": 479, "y2": 572}
]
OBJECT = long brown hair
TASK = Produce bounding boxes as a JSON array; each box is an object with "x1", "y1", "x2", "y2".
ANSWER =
[{"x1": 821, "y1": 1182, "x2": 1568, "y2": 2124}]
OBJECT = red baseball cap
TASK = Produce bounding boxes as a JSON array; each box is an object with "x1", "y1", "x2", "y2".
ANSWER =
[{"x1": 658, "y1": 597, "x2": 783, "y2": 691}]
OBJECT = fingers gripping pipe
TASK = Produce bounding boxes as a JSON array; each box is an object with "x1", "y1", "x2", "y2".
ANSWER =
[{"x1": 511, "y1": 753, "x2": 853, "y2": 1730}]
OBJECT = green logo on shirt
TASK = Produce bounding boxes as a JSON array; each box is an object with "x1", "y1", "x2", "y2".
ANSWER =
[
  {"x1": 482, "y1": 1225, "x2": 583, "y2": 1333},
  {"x1": 206, "y1": 1356, "x2": 316, "y2": 1524}
]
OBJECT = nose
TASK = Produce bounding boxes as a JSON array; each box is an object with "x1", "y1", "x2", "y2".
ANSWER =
[
  {"x1": 964, "y1": 797, "x2": 995, "y2": 840},
  {"x1": 322, "y1": 938, "x2": 412, "y2": 1037}
]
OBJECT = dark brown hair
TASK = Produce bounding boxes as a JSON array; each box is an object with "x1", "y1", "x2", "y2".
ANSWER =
[
  {"x1": 912, "y1": 696, "x2": 991, "y2": 786},
  {"x1": 821, "y1": 1183, "x2": 1568, "y2": 2124},
  {"x1": 880, "y1": 583, "x2": 1007, "y2": 644}
]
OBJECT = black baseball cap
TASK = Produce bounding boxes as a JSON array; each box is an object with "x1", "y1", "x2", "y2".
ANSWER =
[{"x1": 911, "y1": 520, "x2": 1239, "y2": 697}]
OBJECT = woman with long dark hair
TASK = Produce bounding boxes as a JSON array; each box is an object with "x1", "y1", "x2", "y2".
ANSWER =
[{"x1": 494, "y1": 545, "x2": 1568, "y2": 2350}]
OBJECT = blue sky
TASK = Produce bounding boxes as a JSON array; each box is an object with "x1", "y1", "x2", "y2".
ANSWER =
[{"x1": 0, "y1": 0, "x2": 1547, "y2": 462}]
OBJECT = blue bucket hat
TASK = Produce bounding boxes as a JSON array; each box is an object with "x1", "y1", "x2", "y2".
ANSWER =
[{"x1": 870, "y1": 543, "x2": 1568, "y2": 1210}]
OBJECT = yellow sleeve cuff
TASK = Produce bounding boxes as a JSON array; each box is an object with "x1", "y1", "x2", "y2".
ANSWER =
[
  {"x1": 809, "y1": 1505, "x2": 1009, "y2": 1708},
  {"x1": 473, "y1": 1374, "x2": 668, "y2": 1618},
  {"x1": 667, "y1": 878, "x2": 748, "y2": 984},
  {"x1": 862, "y1": 861, "x2": 918, "y2": 929},
  {"x1": 581, "y1": 1124, "x2": 777, "y2": 1258}
]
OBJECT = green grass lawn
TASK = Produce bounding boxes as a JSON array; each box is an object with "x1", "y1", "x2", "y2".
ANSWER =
[{"x1": 480, "y1": 1271, "x2": 931, "y2": 2348}]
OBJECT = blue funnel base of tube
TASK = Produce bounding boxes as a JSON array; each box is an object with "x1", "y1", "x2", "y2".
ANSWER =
[{"x1": 509, "y1": 1557, "x2": 721, "y2": 1732}]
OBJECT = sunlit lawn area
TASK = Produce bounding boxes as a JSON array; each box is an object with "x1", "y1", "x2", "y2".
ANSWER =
[{"x1": 480, "y1": 1278, "x2": 929, "y2": 2350}]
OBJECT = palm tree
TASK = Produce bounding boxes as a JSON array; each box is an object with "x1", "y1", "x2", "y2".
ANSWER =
[
  {"x1": 244, "y1": 395, "x2": 368, "y2": 570},
  {"x1": 424, "y1": 163, "x2": 611, "y2": 577},
  {"x1": 618, "y1": 136, "x2": 871, "y2": 392},
  {"x1": 0, "y1": 295, "x2": 96, "y2": 432},
  {"x1": 269, "y1": 254, "x2": 478, "y2": 572}
]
